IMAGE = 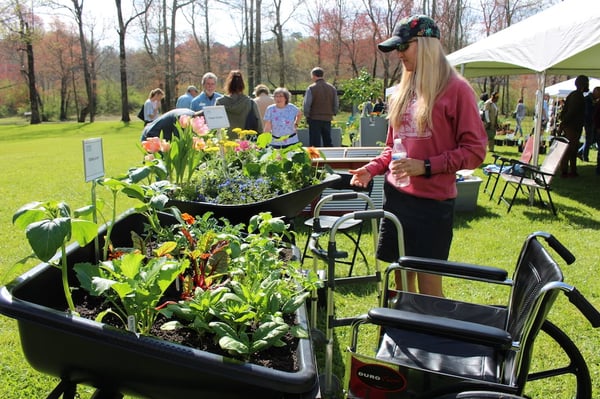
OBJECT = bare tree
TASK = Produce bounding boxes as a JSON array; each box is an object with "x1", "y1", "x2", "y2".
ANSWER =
[
  {"x1": 53, "y1": 0, "x2": 97, "y2": 122},
  {"x1": 269, "y1": 0, "x2": 305, "y2": 86},
  {"x1": 115, "y1": 0, "x2": 151, "y2": 122},
  {"x1": 361, "y1": 0, "x2": 405, "y2": 89},
  {"x1": 304, "y1": 0, "x2": 325, "y2": 66},
  {"x1": 184, "y1": 0, "x2": 211, "y2": 71},
  {"x1": 0, "y1": 0, "x2": 42, "y2": 123}
]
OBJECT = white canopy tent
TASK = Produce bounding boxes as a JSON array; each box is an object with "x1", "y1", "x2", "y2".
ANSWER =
[
  {"x1": 447, "y1": 0, "x2": 600, "y2": 167},
  {"x1": 545, "y1": 77, "x2": 600, "y2": 98}
]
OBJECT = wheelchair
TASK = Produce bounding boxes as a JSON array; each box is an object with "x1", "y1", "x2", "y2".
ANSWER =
[{"x1": 340, "y1": 232, "x2": 600, "y2": 399}]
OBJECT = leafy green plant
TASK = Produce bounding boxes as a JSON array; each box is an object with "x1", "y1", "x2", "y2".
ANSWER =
[
  {"x1": 74, "y1": 245, "x2": 189, "y2": 334},
  {"x1": 154, "y1": 212, "x2": 314, "y2": 359},
  {"x1": 12, "y1": 201, "x2": 98, "y2": 313}
]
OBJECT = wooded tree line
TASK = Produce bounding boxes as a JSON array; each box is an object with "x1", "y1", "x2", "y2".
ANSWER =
[{"x1": 0, "y1": 0, "x2": 557, "y2": 124}]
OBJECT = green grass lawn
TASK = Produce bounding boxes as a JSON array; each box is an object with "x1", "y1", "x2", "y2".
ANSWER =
[{"x1": 1, "y1": 116, "x2": 599, "y2": 398}]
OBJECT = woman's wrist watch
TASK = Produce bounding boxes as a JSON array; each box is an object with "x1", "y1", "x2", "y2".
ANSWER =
[{"x1": 424, "y1": 159, "x2": 431, "y2": 178}]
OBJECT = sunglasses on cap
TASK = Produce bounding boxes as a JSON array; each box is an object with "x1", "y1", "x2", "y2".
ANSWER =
[{"x1": 396, "y1": 39, "x2": 417, "y2": 52}]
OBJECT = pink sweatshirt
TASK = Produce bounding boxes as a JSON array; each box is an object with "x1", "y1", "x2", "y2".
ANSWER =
[{"x1": 364, "y1": 75, "x2": 487, "y2": 201}]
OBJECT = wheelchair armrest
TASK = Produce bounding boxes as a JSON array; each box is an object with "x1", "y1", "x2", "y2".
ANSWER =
[
  {"x1": 368, "y1": 307, "x2": 513, "y2": 349},
  {"x1": 392, "y1": 256, "x2": 509, "y2": 283}
]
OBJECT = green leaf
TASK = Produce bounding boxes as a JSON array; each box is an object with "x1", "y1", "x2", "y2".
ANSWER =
[
  {"x1": 128, "y1": 166, "x2": 153, "y2": 183},
  {"x1": 73, "y1": 205, "x2": 95, "y2": 219},
  {"x1": 71, "y1": 219, "x2": 99, "y2": 247},
  {"x1": 12, "y1": 202, "x2": 44, "y2": 228},
  {"x1": 121, "y1": 184, "x2": 146, "y2": 202},
  {"x1": 290, "y1": 325, "x2": 309, "y2": 339},
  {"x1": 119, "y1": 252, "x2": 145, "y2": 280},
  {"x1": 73, "y1": 262, "x2": 100, "y2": 293},
  {"x1": 160, "y1": 320, "x2": 184, "y2": 331},
  {"x1": 91, "y1": 276, "x2": 118, "y2": 296},
  {"x1": 218, "y1": 335, "x2": 249, "y2": 354},
  {"x1": 149, "y1": 193, "x2": 169, "y2": 210},
  {"x1": 252, "y1": 321, "x2": 288, "y2": 343},
  {"x1": 25, "y1": 218, "x2": 71, "y2": 261}
]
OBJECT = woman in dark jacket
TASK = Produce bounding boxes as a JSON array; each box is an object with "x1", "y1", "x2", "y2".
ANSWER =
[{"x1": 216, "y1": 70, "x2": 263, "y2": 138}]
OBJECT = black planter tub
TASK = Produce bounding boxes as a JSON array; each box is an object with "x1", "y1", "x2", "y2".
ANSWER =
[
  {"x1": 0, "y1": 212, "x2": 319, "y2": 399},
  {"x1": 168, "y1": 173, "x2": 341, "y2": 225}
]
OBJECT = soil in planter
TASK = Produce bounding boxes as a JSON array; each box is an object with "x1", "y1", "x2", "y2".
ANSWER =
[{"x1": 71, "y1": 290, "x2": 300, "y2": 372}]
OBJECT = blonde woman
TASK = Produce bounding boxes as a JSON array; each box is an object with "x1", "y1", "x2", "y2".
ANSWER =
[
  {"x1": 144, "y1": 88, "x2": 164, "y2": 125},
  {"x1": 349, "y1": 15, "x2": 487, "y2": 296}
]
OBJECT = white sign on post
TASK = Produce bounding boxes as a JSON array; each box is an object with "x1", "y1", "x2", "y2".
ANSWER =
[
  {"x1": 202, "y1": 105, "x2": 230, "y2": 129},
  {"x1": 83, "y1": 138, "x2": 105, "y2": 182}
]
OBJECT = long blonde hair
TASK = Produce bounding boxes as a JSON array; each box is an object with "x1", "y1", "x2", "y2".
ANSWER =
[{"x1": 387, "y1": 37, "x2": 455, "y2": 135}]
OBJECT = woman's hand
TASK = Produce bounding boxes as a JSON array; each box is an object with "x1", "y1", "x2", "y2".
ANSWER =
[
  {"x1": 348, "y1": 167, "x2": 372, "y2": 188},
  {"x1": 390, "y1": 158, "x2": 427, "y2": 177}
]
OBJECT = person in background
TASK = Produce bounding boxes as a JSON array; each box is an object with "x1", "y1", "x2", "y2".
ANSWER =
[
  {"x1": 175, "y1": 85, "x2": 199, "y2": 109},
  {"x1": 253, "y1": 84, "x2": 275, "y2": 121},
  {"x1": 303, "y1": 67, "x2": 339, "y2": 147},
  {"x1": 348, "y1": 15, "x2": 487, "y2": 296},
  {"x1": 373, "y1": 97, "x2": 385, "y2": 114},
  {"x1": 483, "y1": 91, "x2": 499, "y2": 152},
  {"x1": 263, "y1": 87, "x2": 302, "y2": 148},
  {"x1": 578, "y1": 87, "x2": 595, "y2": 162},
  {"x1": 514, "y1": 98, "x2": 526, "y2": 136},
  {"x1": 591, "y1": 86, "x2": 600, "y2": 175},
  {"x1": 361, "y1": 99, "x2": 374, "y2": 117},
  {"x1": 560, "y1": 74, "x2": 588, "y2": 177},
  {"x1": 144, "y1": 88, "x2": 164, "y2": 125},
  {"x1": 216, "y1": 70, "x2": 263, "y2": 138},
  {"x1": 191, "y1": 72, "x2": 222, "y2": 111},
  {"x1": 478, "y1": 92, "x2": 489, "y2": 113},
  {"x1": 140, "y1": 108, "x2": 199, "y2": 141}
]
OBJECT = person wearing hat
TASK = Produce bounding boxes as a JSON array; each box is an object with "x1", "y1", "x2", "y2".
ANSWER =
[
  {"x1": 175, "y1": 85, "x2": 200, "y2": 109},
  {"x1": 349, "y1": 15, "x2": 487, "y2": 297}
]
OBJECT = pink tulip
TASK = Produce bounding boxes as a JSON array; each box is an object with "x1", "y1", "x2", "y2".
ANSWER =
[
  {"x1": 192, "y1": 116, "x2": 209, "y2": 136},
  {"x1": 160, "y1": 140, "x2": 171, "y2": 152},
  {"x1": 142, "y1": 137, "x2": 162, "y2": 153},
  {"x1": 179, "y1": 115, "x2": 191, "y2": 129}
]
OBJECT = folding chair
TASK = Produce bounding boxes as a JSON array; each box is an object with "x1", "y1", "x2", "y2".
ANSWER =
[
  {"x1": 301, "y1": 172, "x2": 375, "y2": 277},
  {"x1": 497, "y1": 137, "x2": 568, "y2": 215},
  {"x1": 483, "y1": 135, "x2": 535, "y2": 200}
]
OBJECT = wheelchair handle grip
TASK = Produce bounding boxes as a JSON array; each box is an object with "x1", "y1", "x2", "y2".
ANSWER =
[
  {"x1": 533, "y1": 232, "x2": 576, "y2": 265},
  {"x1": 546, "y1": 235, "x2": 576, "y2": 265},
  {"x1": 351, "y1": 210, "x2": 385, "y2": 220},
  {"x1": 566, "y1": 287, "x2": 600, "y2": 328},
  {"x1": 329, "y1": 192, "x2": 361, "y2": 201}
]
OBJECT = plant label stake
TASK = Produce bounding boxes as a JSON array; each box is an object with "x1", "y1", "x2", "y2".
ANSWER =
[{"x1": 83, "y1": 138, "x2": 105, "y2": 262}]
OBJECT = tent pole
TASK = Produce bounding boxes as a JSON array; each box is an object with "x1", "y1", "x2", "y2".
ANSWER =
[{"x1": 530, "y1": 71, "x2": 547, "y2": 203}]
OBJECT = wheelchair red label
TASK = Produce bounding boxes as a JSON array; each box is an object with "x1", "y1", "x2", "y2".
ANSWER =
[{"x1": 347, "y1": 355, "x2": 407, "y2": 398}]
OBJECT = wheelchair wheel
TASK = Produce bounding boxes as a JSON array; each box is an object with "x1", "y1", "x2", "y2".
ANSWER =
[
  {"x1": 433, "y1": 392, "x2": 526, "y2": 399},
  {"x1": 525, "y1": 319, "x2": 592, "y2": 399}
]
